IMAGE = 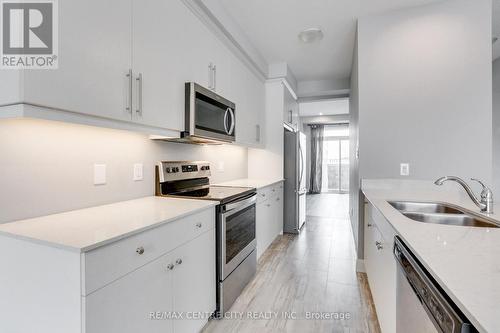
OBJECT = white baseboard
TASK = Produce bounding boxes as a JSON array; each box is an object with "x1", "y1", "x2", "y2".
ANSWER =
[{"x1": 356, "y1": 259, "x2": 366, "y2": 273}]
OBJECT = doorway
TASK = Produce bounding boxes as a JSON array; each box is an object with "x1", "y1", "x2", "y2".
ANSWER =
[{"x1": 321, "y1": 124, "x2": 349, "y2": 193}]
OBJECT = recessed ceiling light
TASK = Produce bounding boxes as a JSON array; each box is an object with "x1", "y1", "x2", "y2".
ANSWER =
[
  {"x1": 493, "y1": 37, "x2": 498, "y2": 44},
  {"x1": 298, "y1": 28, "x2": 324, "y2": 44}
]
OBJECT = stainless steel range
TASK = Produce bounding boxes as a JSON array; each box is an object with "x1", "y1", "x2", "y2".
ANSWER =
[{"x1": 156, "y1": 161, "x2": 257, "y2": 316}]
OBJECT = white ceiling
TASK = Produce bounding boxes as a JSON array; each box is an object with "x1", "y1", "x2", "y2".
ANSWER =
[
  {"x1": 216, "y1": 0, "x2": 500, "y2": 82},
  {"x1": 299, "y1": 98, "x2": 349, "y2": 117}
]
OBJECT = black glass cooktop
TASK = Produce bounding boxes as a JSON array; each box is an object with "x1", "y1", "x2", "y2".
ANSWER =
[{"x1": 169, "y1": 186, "x2": 255, "y2": 204}]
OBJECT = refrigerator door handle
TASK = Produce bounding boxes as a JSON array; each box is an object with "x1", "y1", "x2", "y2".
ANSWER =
[{"x1": 299, "y1": 145, "x2": 304, "y2": 187}]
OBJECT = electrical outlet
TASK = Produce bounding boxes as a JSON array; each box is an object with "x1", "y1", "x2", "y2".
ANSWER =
[
  {"x1": 400, "y1": 163, "x2": 410, "y2": 176},
  {"x1": 133, "y1": 163, "x2": 143, "y2": 181},
  {"x1": 94, "y1": 164, "x2": 106, "y2": 185}
]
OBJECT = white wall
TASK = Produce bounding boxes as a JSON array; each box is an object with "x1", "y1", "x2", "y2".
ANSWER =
[
  {"x1": 298, "y1": 99, "x2": 349, "y2": 117},
  {"x1": 248, "y1": 81, "x2": 285, "y2": 180},
  {"x1": 297, "y1": 79, "x2": 350, "y2": 98},
  {"x1": 358, "y1": 0, "x2": 492, "y2": 182},
  {"x1": 352, "y1": 0, "x2": 493, "y2": 260},
  {"x1": 349, "y1": 27, "x2": 361, "y2": 258},
  {"x1": 494, "y1": 58, "x2": 500, "y2": 193},
  {"x1": 0, "y1": 118, "x2": 248, "y2": 223}
]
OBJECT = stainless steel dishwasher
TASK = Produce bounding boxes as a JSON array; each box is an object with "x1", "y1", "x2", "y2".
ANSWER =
[{"x1": 393, "y1": 236, "x2": 476, "y2": 333}]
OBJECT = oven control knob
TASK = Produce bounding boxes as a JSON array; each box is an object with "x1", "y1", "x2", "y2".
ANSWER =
[{"x1": 165, "y1": 167, "x2": 171, "y2": 173}]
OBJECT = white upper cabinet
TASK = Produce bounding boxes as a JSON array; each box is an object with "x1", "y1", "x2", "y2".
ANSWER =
[
  {"x1": 232, "y1": 57, "x2": 265, "y2": 147},
  {"x1": 132, "y1": 0, "x2": 191, "y2": 131},
  {"x1": 23, "y1": 0, "x2": 133, "y2": 122},
  {"x1": 283, "y1": 87, "x2": 299, "y2": 131},
  {"x1": 10, "y1": 0, "x2": 266, "y2": 141}
]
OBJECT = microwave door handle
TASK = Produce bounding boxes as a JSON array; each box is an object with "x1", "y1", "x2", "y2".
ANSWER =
[
  {"x1": 228, "y1": 108, "x2": 235, "y2": 135},
  {"x1": 223, "y1": 108, "x2": 229, "y2": 134}
]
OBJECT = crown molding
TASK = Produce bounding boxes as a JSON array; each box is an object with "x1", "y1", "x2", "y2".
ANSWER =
[{"x1": 181, "y1": 0, "x2": 267, "y2": 82}]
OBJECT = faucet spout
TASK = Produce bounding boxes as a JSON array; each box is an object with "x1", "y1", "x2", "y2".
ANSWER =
[{"x1": 434, "y1": 176, "x2": 493, "y2": 214}]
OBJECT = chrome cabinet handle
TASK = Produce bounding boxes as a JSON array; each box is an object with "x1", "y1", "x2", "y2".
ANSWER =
[
  {"x1": 167, "y1": 263, "x2": 174, "y2": 271},
  {"x1": 208, "y1": 63, "x2": 211, "y2": 89},
  {"x1": 135, "y1": 73, "x2": 143, "y2": 116},
  {"x1": 176, "y1": 258, "x2": 183, "y2": 265},
  {"x1": 208, "y1": 63, "x2": 213, "y2": 89},
  {"x1": 136, "y1": 246, "x2": 145, "y2": 255},
  {"x1": 126, "y1": 69, "x2": 132, "y2": 114},
  {"x1": 196, "y1": 222, "x2": 202, "y2": 228},
  {"x1": 375, "y1": 241, "x2": 383, "y2": 250},
  {"x1": 213, "y1": 64, "x2": 216, "y2": 91}
]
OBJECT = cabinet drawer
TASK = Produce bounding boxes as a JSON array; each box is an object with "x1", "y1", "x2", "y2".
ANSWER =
[
  {"x1": 257, "y1": 187, "x2": 272, "y2": 203},
  {"x1": 366, "y1": 202, "x2": 397, "y2": 243},
  {"x1": 257, "y1": 182, "x2": 283, "y2": 203},
  {"x1": 83, "y1": 208, "x2": 214, "y2": 295}
]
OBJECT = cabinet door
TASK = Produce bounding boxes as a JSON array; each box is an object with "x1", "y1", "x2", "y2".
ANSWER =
[
  {"x1": 232, "y1": 59, "x2": 250, "y2": 145},
  {"x1": 233, "y1": 60, "x2": 264, "y2": 147},
  {"x1": 256, "y1": 199, "x2": 274, "y2": 259},
  {"x1": 272, "y1": 187, "x2": 284, "y2": 237},
  {"x1": 23, "y1": 0, "x2": 133, "y2": 122},
  {"x1": 172, "y1": 230, "x2": 216, "y2": 333},
  {"x1": 132, "y1": 0, "x2": 202, "y2": 131},
  {"x1": 85, "y1": 252, "x2": 174, "y2": 333},
  {"x1": 364, "y1": 203, "x2": 397, "y2": 333},
  {"x1": 283, "y1": 87, "x2": 298, "y2": 130},
  {"x1": 212, "y1": 41, "x2": 232, "y2": 98}
]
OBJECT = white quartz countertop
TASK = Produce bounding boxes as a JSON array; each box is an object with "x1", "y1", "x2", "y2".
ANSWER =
[
  {"x1": 215, "y1": 178, "x2": 284, "y2": 189},
  {"x1": 0, "y1": 196, "x2": 216, "y2": 253},
  {"x1": 362, "y1": 180, "x2": 500, "y2": 333}
]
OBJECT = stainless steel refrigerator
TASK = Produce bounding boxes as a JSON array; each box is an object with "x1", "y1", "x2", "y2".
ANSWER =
[{"x1": 284, "y1": 129, "x2": 307, "y2": 233}]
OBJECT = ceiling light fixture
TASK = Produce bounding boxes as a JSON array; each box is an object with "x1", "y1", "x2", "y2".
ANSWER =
[
  {"x1": 319, "y1": 112, "x2": 323, "y2": 115},
  {"x1": 298, "y1": 28, "x2": 324, "y2": 44}
]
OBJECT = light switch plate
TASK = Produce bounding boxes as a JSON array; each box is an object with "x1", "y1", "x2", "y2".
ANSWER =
[
  {"x1": 133, "y1": 163, "x2": 143, "y2": 181},
  {"x1": 400, "y1": 163, "x2": 410, "y2": 176},
  {"x1": 94, "y1": 164, "x2": 106, "y2": 185}
]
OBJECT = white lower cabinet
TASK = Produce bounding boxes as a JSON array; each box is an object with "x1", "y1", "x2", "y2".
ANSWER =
[
  {"x1": 85, "y1": 228, "x2": 215, "y2": 333},
  {"x1": 256, "y1": 183, "x2": 283, "y2": 259},
  {"x1": 172, "y1": 230, "x2": 216, "y2": 333},
  {"x1": 84, "y1": 252, "x2": 174, "y2": 333},
  {"x1": 364, "y1": 202, "x2": 397, "y2": 333}
]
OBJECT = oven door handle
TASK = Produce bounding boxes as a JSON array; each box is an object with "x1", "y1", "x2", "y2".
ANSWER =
[{"x1": 223, "y1": 194, "x2": 256, "y2": 214}]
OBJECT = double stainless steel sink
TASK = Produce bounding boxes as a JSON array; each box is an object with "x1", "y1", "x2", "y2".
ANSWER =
[{"x1": 388, "y1": 201, "x2": 499, "y2": 228}]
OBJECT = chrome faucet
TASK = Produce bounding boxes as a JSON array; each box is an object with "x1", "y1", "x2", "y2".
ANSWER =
[{"x1": 434, "y1": 176, "x2": 493, "y2": 214}]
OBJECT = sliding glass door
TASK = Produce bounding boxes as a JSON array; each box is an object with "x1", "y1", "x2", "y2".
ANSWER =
[{"x1": 321, "y1": 125, "x2": 349, "y2": 193}]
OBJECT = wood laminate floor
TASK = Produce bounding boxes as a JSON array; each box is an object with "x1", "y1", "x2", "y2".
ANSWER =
[{"x1": 203, "y1": 193, "x2": 381, "y2": 333}]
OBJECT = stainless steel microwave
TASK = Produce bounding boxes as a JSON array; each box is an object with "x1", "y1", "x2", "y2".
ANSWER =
[{"x1": 180, "y1": 82, "x2": 236, "y2": 144}]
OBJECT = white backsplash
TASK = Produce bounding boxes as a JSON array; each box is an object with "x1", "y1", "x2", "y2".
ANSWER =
[{"x1": 0, "y1": 118, "x2": 248, "y2": 223}]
